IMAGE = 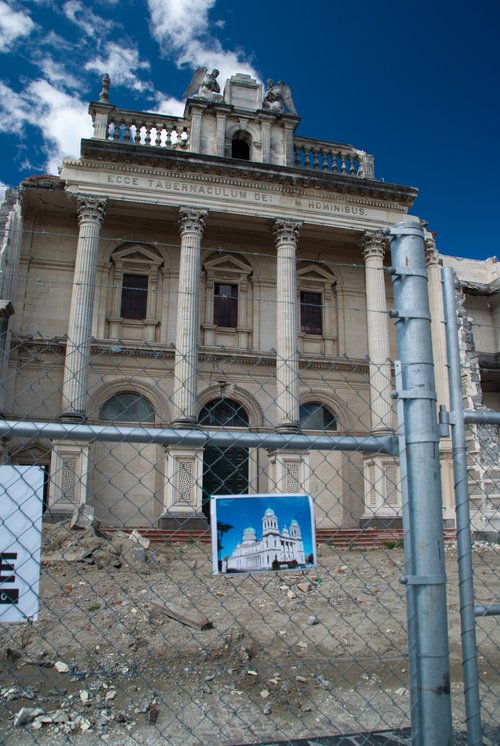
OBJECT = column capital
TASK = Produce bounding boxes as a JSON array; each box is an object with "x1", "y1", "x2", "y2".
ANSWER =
[
  {"x1": 361, "y1": 230, "x2": 387, "y2": 261},
  {"x1": 76, "y1": 195, "x2": 107, "y2": 226},
  {"x1": 424, "y1": 234, "x2": 440, "y2": 268},
  {"x1": 273, "y1": 218, "x2": 302, "y2": 245},
  {"x1": 178, "y1": 207, "x2": 208, "y2": 236}
]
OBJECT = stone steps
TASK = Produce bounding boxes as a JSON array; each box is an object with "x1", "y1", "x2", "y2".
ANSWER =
[{"x1": 102, "y1": 526, "x2": 456, "y2": 550}]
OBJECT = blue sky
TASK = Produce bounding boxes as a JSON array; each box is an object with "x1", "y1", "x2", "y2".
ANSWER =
[
  {"x1": 0, "y1": 0, "x2": 498, "y2": 260},
  {"x1": 214, "y1": 495, "x2": 315, "y2": 561}
]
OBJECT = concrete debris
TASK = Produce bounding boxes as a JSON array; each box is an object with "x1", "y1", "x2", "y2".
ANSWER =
[
  {"x1": 296, "y1": 581, "x2": 312, "y2": 593},
  {"x1": 70, "y1": 504, "x2": 95, "y2": 531},
  {"x1": 54, "y1": 661, "x2": 70, "y2": 673},
  {"x1": 1, "y1": 686, "x2": 36, "y2": 701},
  {"x1": 129, "y1": 530, "x2": 151, "y2": 549},
  {"x1": 307, "y1": 614, "x2": 319, "y2": 625},
  {"x1": 14, "y1": 707, "x2": 44, "y2": 727}
]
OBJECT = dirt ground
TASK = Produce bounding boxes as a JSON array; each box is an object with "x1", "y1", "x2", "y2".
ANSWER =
[{"x1": 1, "y1": 522, "x2": 499, "y2": 745}]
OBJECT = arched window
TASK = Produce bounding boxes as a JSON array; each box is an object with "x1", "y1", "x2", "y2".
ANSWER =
[
  {"x1": 300, "y1": 402, "x2": 337, "y2": 431},
  {"x1": 200, "y1": 398, "x2": 250, "y2": 514},
  {"x1": 232, "y1": 139, "x2": 250, "y2": 160},
  {"x1": 100, "y1": 392, "x2": 155, "y2": 423},
  {"x1": 231, "y1": 130, "x2": 251, "y2": 160},
  {"x1": 199, "y1": 398, "x2": 249, "y2": 427}
]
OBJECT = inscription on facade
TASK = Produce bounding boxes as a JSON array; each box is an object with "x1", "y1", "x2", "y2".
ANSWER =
[{"x1": 105, "y1": 174, "x2": 371, "y2": 217}]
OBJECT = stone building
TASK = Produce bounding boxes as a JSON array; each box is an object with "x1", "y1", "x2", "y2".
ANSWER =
[
  {"x1": 0, "y1": 72, "x2": 498, "y2": 532},
  {"x1": 225, "y1": 507, "x2": 306, "y2": 572}
]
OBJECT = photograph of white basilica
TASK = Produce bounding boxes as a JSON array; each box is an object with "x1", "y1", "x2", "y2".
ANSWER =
[
  {"x1": 0, "y1": 70, "x2": 498, "y2": 536},
  {"x1": 211, "y1": 494, "x2": 316, "y2": 574}
]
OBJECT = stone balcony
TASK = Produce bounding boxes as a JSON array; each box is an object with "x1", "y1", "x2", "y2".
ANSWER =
[{"x1": 89, "y1": 101, "x2": 374, "y2": 178}]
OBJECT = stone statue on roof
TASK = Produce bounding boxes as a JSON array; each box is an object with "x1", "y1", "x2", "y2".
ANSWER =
[
  {"x1": 263, "y1": 79, "x2": 297, "y2": 115},
  {"x1": 183, "y1": 67, "x2": 223, "y2": 101}
]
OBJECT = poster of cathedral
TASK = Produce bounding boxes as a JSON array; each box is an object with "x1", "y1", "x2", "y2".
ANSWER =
[{"x1": 211, "y1": 494, "x2": 316, "y2": 574}]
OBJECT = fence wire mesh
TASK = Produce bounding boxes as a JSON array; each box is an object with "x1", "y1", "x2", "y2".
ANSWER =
[{"x1": 0, "y1": 313, "x2": 498, "y2": 745}]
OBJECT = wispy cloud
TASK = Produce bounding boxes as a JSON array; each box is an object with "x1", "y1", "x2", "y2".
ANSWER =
[
  {"x1": 0, "y1": 1, "x2": 36, "y2": 52},
  {"x1": 85, "y1": 42, "x2": 153, "y2": 93},
  {"x1": 0, "y1": 80, "x2": 92, "y2": 175},
  {"x1": 63, "y1": 0, "x2": 114, "y2": 38},
  {"x1": 146, "y1": 0, "x2": 259, "y2": 89}
]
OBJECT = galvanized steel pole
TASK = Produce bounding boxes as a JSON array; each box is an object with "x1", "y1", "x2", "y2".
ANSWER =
[
  {"x1": 442, "y1": 267, "x2": 483, "y2": 745},
  {"x1": 386, "y1": 218, "x2": 453, "y2": 746}
]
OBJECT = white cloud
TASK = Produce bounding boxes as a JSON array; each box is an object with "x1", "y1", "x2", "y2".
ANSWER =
[
  {"x1": 147, "y1": 0, "x2": 216, "y2": 51},
  {"x1": 0, "y1": 1, "x2": 35, "y2": 52},
  {"x1": 63, "y1": 0, "x2": 113, "y2": 38},
  {"x1": 0, "y1": 82, "x2": 32, "y2": 135},
  {"x1": 154, "y1": 95, "x2": 185, "y2": 117},
  {"x1": 38, "y1": 57, "x2": 82, "y2": 90},
  {"x1": 0, "y1": 80, "x2": 92, "y2": 174},
  {"x1": 85, "y1": 42, "x2": 152, "y2": 93},
  {"x1": 146, "y1": 0, "x2": 260, "y2": 91}
]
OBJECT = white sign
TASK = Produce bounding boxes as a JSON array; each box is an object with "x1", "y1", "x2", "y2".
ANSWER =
[{"x1": 0, "y1": 466, "x2": 44, "y2": 623}]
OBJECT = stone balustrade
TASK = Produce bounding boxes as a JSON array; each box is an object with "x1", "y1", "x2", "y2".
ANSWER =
[
  {"x1": 293, "y1": 136, "x2": 374, "y2": 179},
  {"x1": 89, "y1": 101, "x2": 375, "y2": 177},
  {"x1": 91, "y1": 106, "x2": 190, "y2": 149}
]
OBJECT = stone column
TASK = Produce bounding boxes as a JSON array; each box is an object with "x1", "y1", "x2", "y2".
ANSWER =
[
  {"x1": 172, "y1": 208, "x2": 207, "y2": 425},
  {"x1": 425, "y1": 232, "x2": 454, "y2": 524},
  {"x1": 425, "y1": 233, "x2": 450, "y2": 410},
  {"x1": 362, "y1": 230, "x2": 393, "y2": 432},
  {"x1": 273, "y1": 219, "x2": 302, "y2": 431},
  {"x1": 61, "y1": 195, "x2": 107, "y2": 419}
]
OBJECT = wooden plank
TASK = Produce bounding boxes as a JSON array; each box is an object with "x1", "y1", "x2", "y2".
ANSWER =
[{"x1": 151, "y1": 601, "x2": 213, "y2": 630}]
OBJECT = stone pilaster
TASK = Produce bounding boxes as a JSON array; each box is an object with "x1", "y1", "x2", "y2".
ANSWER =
[
  {"x1": 160, "y1": 445, "x2": 206, "y2": 529},
  {"x1": 268, "y1": 450, "x2": 310, "y2": 494},
  {"x1": 215, "y1": 112, "x2": 226, "y2": 156},
  {"x1": 273, "y1": 219, "x2": 302, "y2": 431},
  {"x1": 172, "y1": 208, "x2": 207, "y2": 425},
  {"x1": 362, "y1": 230, "x2": 393, "y2": 432},
  {"x1": 61, "y1": 195, "x2": 107, "y2": 419},
  {"x1": 48, "y1": 441, "x2": 90, "y2": 517}
]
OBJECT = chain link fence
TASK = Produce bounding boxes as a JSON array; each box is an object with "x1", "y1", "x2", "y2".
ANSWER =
[{"x1": 0, "y1": 245, "x2": 499, "y2": 744}]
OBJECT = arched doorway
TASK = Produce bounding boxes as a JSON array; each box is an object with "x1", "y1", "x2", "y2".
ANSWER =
[{"x1": 199, "y1": 398, "x2": 249, "y2": 518}]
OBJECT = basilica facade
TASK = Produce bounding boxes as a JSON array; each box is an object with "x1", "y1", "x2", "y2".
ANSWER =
[
  {"x1": 0, "y1": 72, "x2": 498, "y2": 532},
  {"x1": 225, "y1": 507, "x2": 306, "y2": 572}
]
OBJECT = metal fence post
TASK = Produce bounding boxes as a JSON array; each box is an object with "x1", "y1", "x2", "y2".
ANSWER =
[
  {"x1": 386, "y1": 218, "x2": 453, "y2": 746},
  {"x1": 442, "y1": 267, "x2": 483, "y2": 745}
]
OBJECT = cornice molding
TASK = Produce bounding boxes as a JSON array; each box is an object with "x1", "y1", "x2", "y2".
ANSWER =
[
  {"x1": 63, "y1": 158, "x2": 408, "y2": 212},
  {"x1": 77, "y1": 139, "x2": 418, "y2": 206},
  {"x1": 11, "y1": 335, "x2": 371, "y2": 373}
]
